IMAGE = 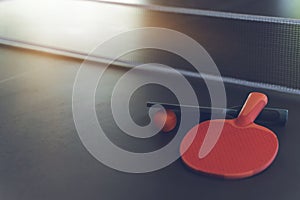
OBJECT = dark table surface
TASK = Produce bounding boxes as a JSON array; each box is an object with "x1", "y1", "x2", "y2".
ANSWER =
[{"x1": 1, "y1": 45, "x2": 300, "y2": 200}]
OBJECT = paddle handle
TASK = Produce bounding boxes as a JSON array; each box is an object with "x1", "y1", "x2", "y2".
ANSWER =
[
  {"x1": 235, "y1": 92, "x2": 268, "y2": 126},
  {"x1": 147, "y1": 101, "x2": 288, "y2": 125}
]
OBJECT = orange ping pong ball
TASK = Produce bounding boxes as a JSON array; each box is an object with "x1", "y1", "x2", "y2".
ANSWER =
[{"x1": 153, "y1": 109, "x2": 177, "y2": 132}]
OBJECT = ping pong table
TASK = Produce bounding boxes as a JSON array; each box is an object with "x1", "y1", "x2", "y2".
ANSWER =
[{"x1": 1, "y1": 0, "x2": 300, "y2": 199}]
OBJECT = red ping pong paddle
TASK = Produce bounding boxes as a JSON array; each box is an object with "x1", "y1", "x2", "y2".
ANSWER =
[{"x1": 180, "y1": 92, "x2": 279, "y2": 179}]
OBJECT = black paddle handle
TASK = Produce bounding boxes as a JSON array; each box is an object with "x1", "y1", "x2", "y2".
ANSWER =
[
  {"x1": 256, "y1": 108, "x2": 288, "y2": 126},
  {"x1": 147, "y1": 102, "x2": 288, "y2": 126},
  {"x1": 228, "y1": 106, "x2": 288, "y2": 126}
]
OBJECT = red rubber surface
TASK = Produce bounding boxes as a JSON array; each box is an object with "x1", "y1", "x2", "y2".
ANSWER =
[{"x1": 180, "y1": 119, "x2": 279, "y2": 179}]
